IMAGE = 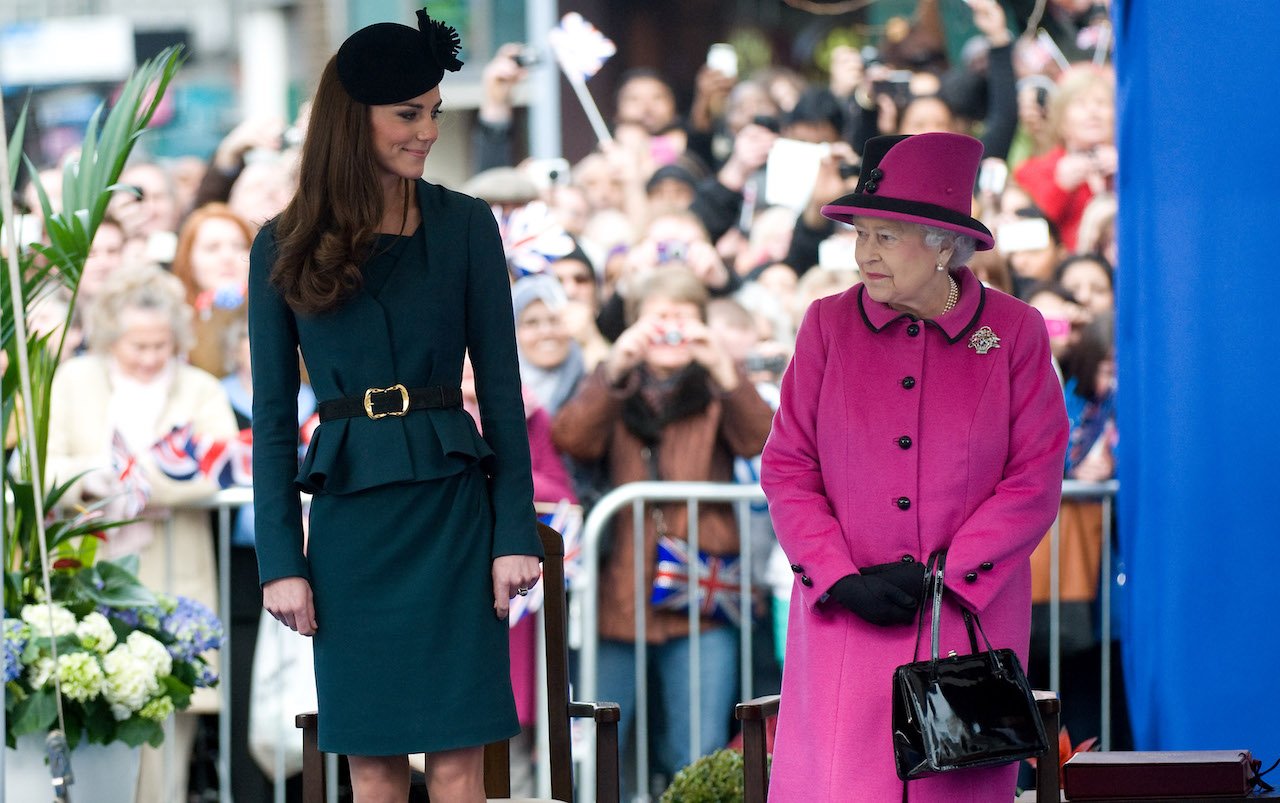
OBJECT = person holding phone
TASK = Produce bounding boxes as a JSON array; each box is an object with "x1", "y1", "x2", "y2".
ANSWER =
[
  {"x1": 551, "y1": 265, "x2": 774, "y2": 785},
  {"x1": 761, "y1": 133, "x2": 1068, "y2": 801},
  {"x1": 249, "y1": 9, "x2": 543, "y2": 801}
]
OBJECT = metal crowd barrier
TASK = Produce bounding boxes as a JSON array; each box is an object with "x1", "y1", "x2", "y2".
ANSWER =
[
  {"x1": 149, "y1": 477, "x2": 1117, "y2": 803},
  {"x1": 575, "y1": 478, "x2": 1121, "y2": 803}
]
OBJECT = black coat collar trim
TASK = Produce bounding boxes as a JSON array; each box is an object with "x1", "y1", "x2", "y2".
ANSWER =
[{"x1": 856, "y1": 272, "x2": 986, "y2": 345}]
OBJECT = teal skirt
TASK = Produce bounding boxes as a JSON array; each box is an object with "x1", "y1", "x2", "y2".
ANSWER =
[{"x1": 306, "y1": 466, "x2": 518, "y2": 755}]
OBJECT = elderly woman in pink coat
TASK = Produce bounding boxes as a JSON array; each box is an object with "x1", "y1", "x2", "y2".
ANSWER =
[{"x1": 760, "y1": 132, "x2": 1068, "y2": 802}]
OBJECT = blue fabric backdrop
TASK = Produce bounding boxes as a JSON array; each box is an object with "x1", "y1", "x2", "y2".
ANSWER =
[{"x1": 1113, "y1": 0, "x2": 1280, "y2": 761}]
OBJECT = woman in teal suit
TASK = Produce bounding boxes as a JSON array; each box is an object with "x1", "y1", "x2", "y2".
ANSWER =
[{"x1": 248, "y1": 10, "x2": 543, "y2": 802}]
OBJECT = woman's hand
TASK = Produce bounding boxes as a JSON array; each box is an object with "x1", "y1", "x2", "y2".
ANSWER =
[
  {"x1": 679, "y1": 318, "x2": 740, "y2": 392},
  {"x1": 263, "y1": 577, "x2": 317, "y2": 636},
  {"x1": 603, "y1": 318, "x2": 658, "y2": 385},
  {"x1": 492, "y1": 555, "x2": 543, "y2": 619}
]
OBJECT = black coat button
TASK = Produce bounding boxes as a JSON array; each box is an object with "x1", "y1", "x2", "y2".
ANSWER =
[
  {"x1": 964, "y1": 571, "x2": 978, "y2": 583},
  {"x1": 898, "y1": 435, "x2": 912, "y2": 449},
  {"x1": 901, "y1": 555, "x2": 915, "y2": 563},
  {"x1": 868, "y1": 167, "x2": 884, "y2": 180},
  {"x1": 901, "y1": 376, "x2": 916, "y2": 389},
  {"x1": 980, "y1": 562, "x2": 994, "y2": 571},
  {"x1": 907, "y1": 323, "x2": 920, "y2": 336},
  {"x1": 790, "y1": 563, "x2": 804, "y2": 574},
  {"x1": 896, "y1": 496, "x2": 911, "y2": 510},
  {"x1": 863, "y1": 180, "x2": 879, "y2": 194},
  {"x1": 800, "y1": 575, "x2": 813, "y2": 587}
]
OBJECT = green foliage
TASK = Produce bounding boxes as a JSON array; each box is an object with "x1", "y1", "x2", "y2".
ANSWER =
[
  {"x1": 2, "y1": 45, "x2": 184, "y2": 595},
  {"x1": 660, "y1": 748, "x2": 755, "y2": 803},
  {"x1": 2, "y1": 46, "x2": 193, "y2": 750}
]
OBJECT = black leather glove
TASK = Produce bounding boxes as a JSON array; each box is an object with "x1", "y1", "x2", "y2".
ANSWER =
[
  {"x1": 826, "y1": 573, "x2": 918, "y2": 626},
  {"x1": 860, "y1": 558, "x2": 928, "y2": 601}
]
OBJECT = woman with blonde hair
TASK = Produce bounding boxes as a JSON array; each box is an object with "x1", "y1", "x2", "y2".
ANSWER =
[
  {"x1": 1013, "y1": 65, "x2": 1116, "y2": 250},
  {"x1": 47, "y1": 263, "x2": 238, "y2": 803}
]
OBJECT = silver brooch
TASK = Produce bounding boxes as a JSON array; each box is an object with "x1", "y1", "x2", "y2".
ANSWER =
[{"x1": 968, "y1": 326, "x2": 1000, "y2": 355}]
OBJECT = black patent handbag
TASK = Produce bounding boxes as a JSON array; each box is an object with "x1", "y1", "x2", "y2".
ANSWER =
[{"x1": 892, "y1": 550, "x2": 1048, "y2": 782}]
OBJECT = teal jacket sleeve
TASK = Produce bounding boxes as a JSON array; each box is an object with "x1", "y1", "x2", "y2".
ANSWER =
[
  {"x1": 464, "y1": 197, "x2": 543, "y2": 560},
  {"x1": 247, "y1": 225, "x2": 310, "y2": 585}
]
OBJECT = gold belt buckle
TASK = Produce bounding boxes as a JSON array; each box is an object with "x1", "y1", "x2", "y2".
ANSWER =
[{"x1": 363, "y1": 383, "x2": 410, "y2": 419}]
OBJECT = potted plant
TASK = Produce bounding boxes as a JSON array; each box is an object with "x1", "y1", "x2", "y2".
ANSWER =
[
  {"x1": 1, "y1": 45, "x2": 222, "y2": 801},
  {"x1": 660, "y1": 747, "x2": 760, "y2": 803}
]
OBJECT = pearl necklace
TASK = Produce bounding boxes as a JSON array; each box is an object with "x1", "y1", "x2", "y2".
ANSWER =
[{"x1": 940, "y1": 273, "x2": 959, "y2": 316}]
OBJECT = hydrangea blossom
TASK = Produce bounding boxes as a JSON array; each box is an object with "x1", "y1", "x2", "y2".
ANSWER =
[
  {"x1": 102, "y1": 647, "x2": 160, "y2": 717},
  {"x1": 162, "y1": 596, "x2": 223, "y2": 662},
  {"x1": 3, "y1": 619, "x2": 27, "y2": 683},
  {"x1": 21, "y1": 603, "x2": 77, "y2": 637},
  {"x1": 76, "y1": 611, "x2": 117, "y2": 653},
  {"x1": 139, "y1": 696, "x2": 175, "y2": 722},
  {"x1": 124, "y1": 631, "x2": 172, "y2": 677},
  {"x1": 27, "y1": 656, "x2": 55, "y2": 689},
  {"x1": 196, "y1": 664, "x2": 219, "y2": 688},
  {"x1": 56, "y1": 652, "x2": 106, "y2": 702}
]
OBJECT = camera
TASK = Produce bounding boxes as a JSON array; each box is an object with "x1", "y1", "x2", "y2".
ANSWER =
[
  {"x1": 838, "y1": 162, "x2": 860, "y2": 180},
  {"x1": 655, "y1": 240, "x2": 688, "y2": 264},
  {"x1": 745, "y1": 353, "x2": 788, "y2": 375},
  {"x1": 652, "y1": 325, "x2": 686, "y2": 346},
  {"x1": 752, "y1": 115, "x2": 781, "y2": 133},
  {"x1": 514, "y1": 47, "x2": 541, "y2": 68},
  {"x1": 872, "y1": 70, "x2": 914, "y2": 108}
]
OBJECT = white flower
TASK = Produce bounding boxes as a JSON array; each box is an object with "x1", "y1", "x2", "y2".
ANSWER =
[
  {"x1": 124, "y1": 631, "x2": 172, "y2": 677},
  {"x1": 27, "y1": 656, "x2": 55, "y2": 688},
  {"x1": 102, "y1": 646, "x2": 160, "y2": 715},
  {"x1": 76, "y1": 612, "x2": 117, "y2": 653},
  {"x1": 56, "y1": 652, "x2": 105, "y2": 702},
  {"x1": 21, "y1": 603, "x2": 77, "y2": 638}
]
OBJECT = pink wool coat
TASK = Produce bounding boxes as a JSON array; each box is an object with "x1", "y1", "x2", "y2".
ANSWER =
[{"x1": 760, "y1": 268, "x2": 1068, "y2": 803}]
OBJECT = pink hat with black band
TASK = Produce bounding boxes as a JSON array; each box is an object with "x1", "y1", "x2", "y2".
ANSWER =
[{"x1": 821, "y1": 132, "x2": 995, "y2": 250}]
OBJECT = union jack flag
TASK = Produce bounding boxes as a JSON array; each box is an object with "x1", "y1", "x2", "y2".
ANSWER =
[
  {"x1": 651, "y1": 535, "x2": 746, "y2": 626},
  {"x1": 150, "y1": 425, "x2": 253, "y2": 489},
  {"x1": 547, "y1": 12, "x2": 615, "y2": 83},
  {"x1": 110, "y1": 430, "x2": 151, "y2": 517},
  {"x1": 509, "y1": 500, "x2": 584, "y2": 627}
]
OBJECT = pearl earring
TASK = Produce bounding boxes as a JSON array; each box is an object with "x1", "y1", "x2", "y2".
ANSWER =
[{"x1": 936, "y1": 262, "x2": 946, "y2": 272}]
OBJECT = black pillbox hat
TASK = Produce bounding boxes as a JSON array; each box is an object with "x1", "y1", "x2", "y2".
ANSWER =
[{"x1": 336, "y1": 8, "x2": 463, "y2": 105}]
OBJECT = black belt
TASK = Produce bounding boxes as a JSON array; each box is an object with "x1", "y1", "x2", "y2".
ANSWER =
[{"x1": 317, "y1": 384, "x2": 463, "y2": 422}]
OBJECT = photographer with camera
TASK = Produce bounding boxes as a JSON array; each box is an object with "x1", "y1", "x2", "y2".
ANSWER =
[
  {"x1": 595, "y1": 210, "x2": 740, "y2": 341},
  {"x1": 551, "y1": 265, "x2": 774, "y2": 791}
]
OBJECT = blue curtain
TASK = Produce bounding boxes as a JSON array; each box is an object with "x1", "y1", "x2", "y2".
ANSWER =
[{"x1": 1114, "y1": 0, "x2": 1280, "y2": 759}]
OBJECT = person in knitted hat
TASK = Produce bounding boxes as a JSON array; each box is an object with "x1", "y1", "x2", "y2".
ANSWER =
[
  {"x1": 760, "y1": 132, "x2": 1069, "y2": 801},
  {"x1": 248, "y1": 7, "x2": 543, "y2": 801}
]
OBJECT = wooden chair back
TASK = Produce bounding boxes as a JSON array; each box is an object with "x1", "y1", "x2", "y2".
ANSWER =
[
  {"x1": 296, "y1": 521, "x2": 620, "y2": 802},
  {"x1": 734, "y1": 689, "x2": 1062, "y2": 802}
]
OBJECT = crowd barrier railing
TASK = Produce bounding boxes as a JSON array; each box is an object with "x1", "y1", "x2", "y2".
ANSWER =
[
  {"x1": 154, "y1": 476, "x2": 1116, "y2": 803},
  {"x1": 575, "y1": 478, "x2": 1120, "y2": 803}
]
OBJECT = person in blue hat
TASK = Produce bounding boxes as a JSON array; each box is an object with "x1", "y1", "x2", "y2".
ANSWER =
[{"x1": 248, "y1": 8, "x2": 543, "y2": 801}]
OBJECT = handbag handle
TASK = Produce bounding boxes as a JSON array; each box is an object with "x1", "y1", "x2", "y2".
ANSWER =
[{"x1": 916, "y1": 550, "x2": 1009, "y2": 675}]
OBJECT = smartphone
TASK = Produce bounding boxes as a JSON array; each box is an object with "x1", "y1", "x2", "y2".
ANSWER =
[
  {"x1": 707, "y1": 43, "x2": 738, "y2": 79},
  {"x1": 817, "y1": 235, "x2": 857, "y2": 272},
  {"x1": 996, "y1": 218, "x2": 1052, "y2": 253},
  {"x1": 977, "y1": 160, "x2": 1009, "y2": 196},
  {"x1": 1043, "y1": 316, "x2": 1072, "y2": 339}
]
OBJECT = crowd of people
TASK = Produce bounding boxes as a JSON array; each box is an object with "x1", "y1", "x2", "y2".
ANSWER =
[{"x1": 15, "y1": 0, "x2": 1121, "y2": 799}]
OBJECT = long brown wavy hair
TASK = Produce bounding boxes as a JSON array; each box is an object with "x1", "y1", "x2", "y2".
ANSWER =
[{"x1": 270, "y1": 56, "x2": 405, "y2": 314}]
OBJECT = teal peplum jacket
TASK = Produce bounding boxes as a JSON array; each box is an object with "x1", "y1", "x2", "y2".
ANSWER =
[{"x1": 248, "y1": 180, "x2": 542, "y2": 587}]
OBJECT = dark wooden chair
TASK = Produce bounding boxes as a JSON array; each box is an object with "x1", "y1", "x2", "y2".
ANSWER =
[
  {"x1": 734, "y1": 689, "x2": 1062, "y2": 803},
  {"x1": 296, "y1": 522, "x2": 621, "y2": 802}
]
